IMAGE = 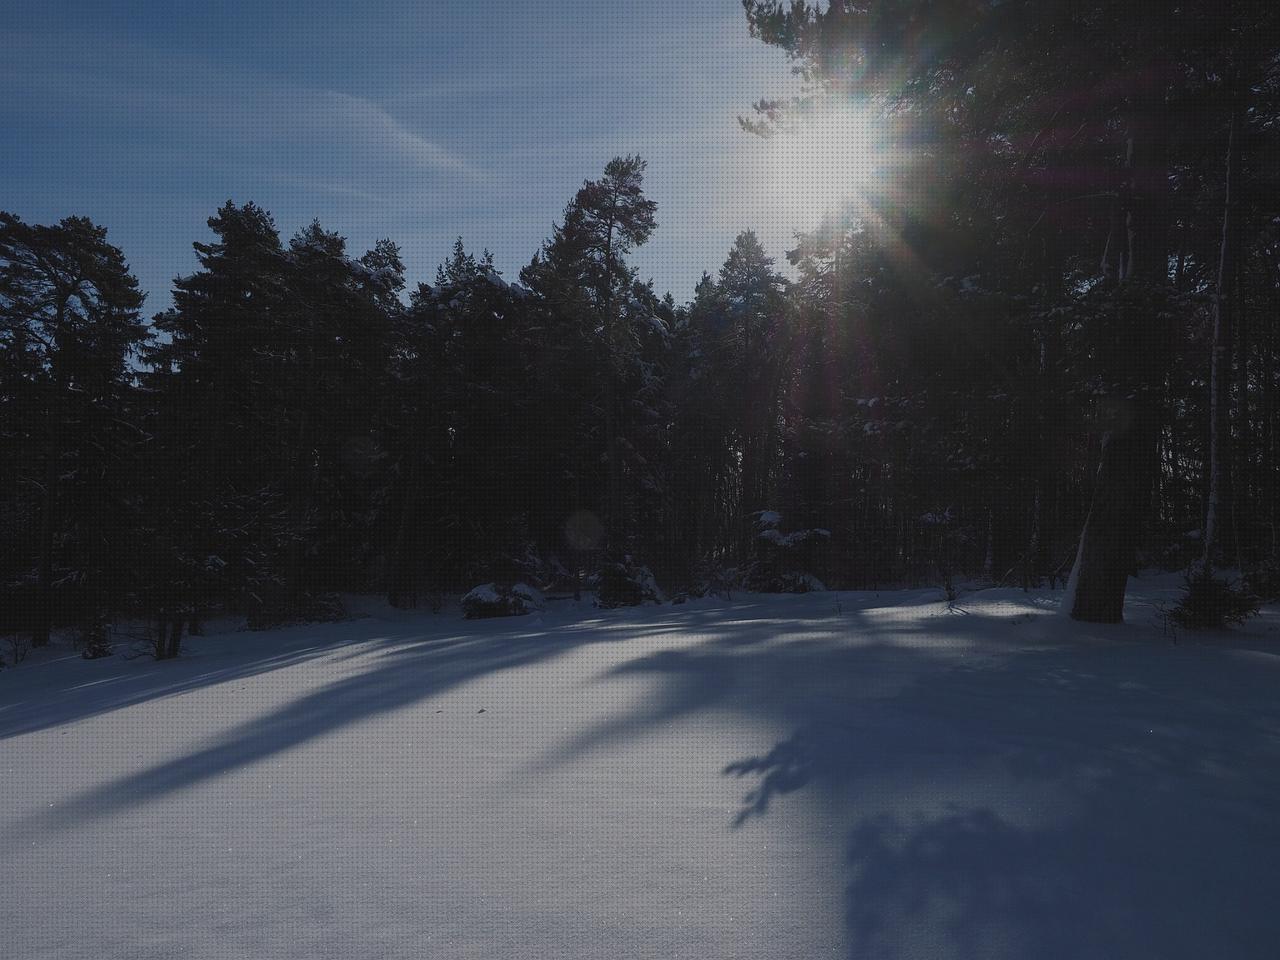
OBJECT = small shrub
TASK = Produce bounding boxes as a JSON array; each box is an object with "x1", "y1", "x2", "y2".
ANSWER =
[
  {"x1": 1170, "y1": 570, "x2": 1260, "y2": 629},
  {"x1": 80, "y1": 616, "x2": 114, "y2": 660},
  {"x1": 5, "y1": 632, "x2": 31, "y2": 665},
  {"x1": 693, "y1": 565, "x2": 744, "y2": 601},
  {"x1": 596, "y1": 557, "x2": 663, "y2": 608}
]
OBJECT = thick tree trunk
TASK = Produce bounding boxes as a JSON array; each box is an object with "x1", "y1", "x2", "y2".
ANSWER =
[
  {"x1": 153, "y1": 614, "x2": 183, "y2": 660},
  {"x1": 165, "y1": 618, "x2": 184, "y2": 660},
  {"x1": 1068, "y1": 398, "x2": 1160, "y2": 622},
  {"x1": 1068, "y1": 99, "x2": 1171, "y2": 622}
]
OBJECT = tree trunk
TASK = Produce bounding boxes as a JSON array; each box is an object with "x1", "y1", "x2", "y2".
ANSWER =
[
  {"x1": 387, "y1": 446, "x2": 422, "y2": 608},
  {"x1": 601, "y1": 216, "x2": 623, "y2": 562},
  {"x1": 1067, "y1": 398, "x2": 1160, "y2": 622},
  {"x1": 983, "y1": 508, "x2": 996, "y2": 582},
  {"x1": 152, "y1": 614, "x2": 179, "y2": 659},
  {"x1": 1202, "y1": 96, "x2": 1241, "y2": 572},
  {"x1": 1234, "y1": 289, "x2": 1248, "y2": 566},
  {"x1": 163, "y1": 617, "x2": 184, "y2": 660},
  {"x1": 1067, "y1": 99, "x2": 1171, "y2": 622},
  {"x1": 606, "y1": 378, "x2": 621, "y2": 558},
  {"x1": 1264, "y1": 298, "x2": 1277, "y2": 561},
  {"x1": 31, "y1": 441, "x2": 56, "y2": 647}
]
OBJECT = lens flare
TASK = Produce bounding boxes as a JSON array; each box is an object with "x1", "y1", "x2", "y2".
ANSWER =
[{"x1": 771, "y1": 105, "x2": 880, "y2": 223}]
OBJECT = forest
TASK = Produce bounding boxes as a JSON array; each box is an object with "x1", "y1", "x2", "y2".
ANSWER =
[{"x1": 2, "y1": 0, "x2": 1278, "y2": 659}]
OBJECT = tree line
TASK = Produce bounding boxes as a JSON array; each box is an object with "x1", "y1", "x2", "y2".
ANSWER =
[{"x1": 3, "y1": 0, "x2": 1279, "y2": 656}]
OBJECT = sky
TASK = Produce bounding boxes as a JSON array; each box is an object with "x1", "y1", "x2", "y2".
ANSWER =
[{"x1": 2, "y1": 0, "x2": 811, "y2": 313}]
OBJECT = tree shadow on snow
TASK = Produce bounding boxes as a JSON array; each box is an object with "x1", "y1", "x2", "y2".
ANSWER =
[
  {"x1": 0, "y1": 617, "x2": 424, "y2": 741},
  {"x1": 536, "y1": 593, "x2": 1280, "y2": 959},
  {"x1": 0, "y1": 598, "x2": 772, "y2": 742},
  {"x1": 3, "y1": 592, "x2": 838, "y2": 845},
  {"x1": 11, "y1": 586, "x2": 1280, "y2": 958},
  {"x1": 0, "y1": 609, "x2": 653, "y2": 841}
]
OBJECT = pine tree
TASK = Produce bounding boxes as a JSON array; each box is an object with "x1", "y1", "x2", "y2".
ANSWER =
[
  {"x1": 525, "y1": 156, "x2": 658, "y2": 560},
  {"x1": 0, "y1": 212, "x2": 147, "y2": 647},
  {"x1": 144, "y1": 201, "x2": 292, "y2": 643}
]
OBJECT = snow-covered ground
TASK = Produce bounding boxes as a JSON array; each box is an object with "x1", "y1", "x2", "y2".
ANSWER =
[{"x1": 4, "y1": 577, "x2": 1280, "y2": 959}]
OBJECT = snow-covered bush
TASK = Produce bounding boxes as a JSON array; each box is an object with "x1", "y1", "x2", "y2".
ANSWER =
[
  {"x1": 746, "y1": 511, "x2": 829, "y2": 594},
  {"x1": 462, "y1": 582, "x2": 544, "y2": 619},
  {"x1": 691, "y1": 565, "x2": 746, "y2": 600},
  {"x1": 1170, "y1": 570, "x2": 1259, "y2": 629},
  {"x1": 754, "y1": 511, "x2": 831, "y2": 550},
  {"x1": 779, "y1": 571, "x2": 827, "y2": 594},
  {"x1": 596, "y1": 557, "x2": 664, "y2": 608},
  {"x1": 79, "y1": 616, "x2": 113, "y2": 660}
]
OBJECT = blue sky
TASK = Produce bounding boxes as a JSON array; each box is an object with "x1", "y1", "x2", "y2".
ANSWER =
[{"x1": 3, "y1": 0, "x2": 808, "y2": 313}]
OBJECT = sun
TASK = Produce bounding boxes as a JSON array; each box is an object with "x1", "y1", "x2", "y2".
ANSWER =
[{"x1": 771, "y1": 105, "x2": 880, "y2": 223}]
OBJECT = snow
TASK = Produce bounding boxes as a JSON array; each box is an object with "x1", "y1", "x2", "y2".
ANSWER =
[
  {"x1": 461, "y1": 582, "x2": 501, "y2": 605},
  {"x1": 4, "y1": 577, "x2": 1280, "y2": 959},
  {"x1": 347, "y1": 259, "x2": 399, "y2": 284},
  {"x1": 756, "y1": 510, "x2": 783, "y2": 528},
  {"x1": 755, "y1": 511, "x2": 829, "y2": 548},
  {"x1": 477, "y1": 267, "x2": 530, "y2": 299},
  {"x1": 759, "y1": 527, "x2": 831, "y2": 547},
  {"x1": 791, "y1": 572, "x2": 827, "y2": 592},
  {"x1": 510, "y1": 582, "x2": 545, "y2": 609},
  {"x1": 1061, "y1": 527, "x2": 1086, "y2": 617},
  {"x1": 644, "y1": 313, "x2": 671, "y2": 339},
  {"x1": 631, "y1": 565, "x2": 664, "y2": 604}
]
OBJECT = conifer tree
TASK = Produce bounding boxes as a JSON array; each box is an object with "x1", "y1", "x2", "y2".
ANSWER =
[
  {"x1": 525, "y1": 156, "x2": 657, "y2": 559},
  {"x1": 0, "y1": 212, "x2": 147, "y2": 647}
]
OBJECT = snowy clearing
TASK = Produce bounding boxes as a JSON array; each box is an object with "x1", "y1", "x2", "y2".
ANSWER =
[{"x1": 4, "y1": 578, "x2": 1280, "y2": 959}]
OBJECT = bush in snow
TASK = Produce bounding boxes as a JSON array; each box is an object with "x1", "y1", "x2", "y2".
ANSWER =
[
  {"x1": 746, "y1": 511, "x2": 829, "y2": 594},
  {"x1": 691, "y1": 564, "x2": 746, "y2": 600},
  {"x1": 596, "y1": 557, "x2": 664, "y2": 608},
  {"x1": 3, "y1": 631, "x2": 30, "y2": 666},
  {"x1": 79, "y1": 615, "x2": 113, "y2": 660},
  {"x1": 1170, "y1": 570, "x2": 1259, "y2": 630},
  {"x1": 462, "y1": 582, "x2": 544, "y2": 619},
  {"x1": 778, "y1": 571, "x2": 827, "y2": 594}
]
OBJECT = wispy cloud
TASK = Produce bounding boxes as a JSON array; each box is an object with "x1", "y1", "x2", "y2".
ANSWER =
[
  {"x1": 1, "y1": 7, "x2": 805, "y2": 305},
  {"x1": 267, "y1": 174, "x2": 396, "y2": 206},
  {"x1": 321, "y1": 91, "x2": 485, "y2": 182},
  {"x1": 2, "y1": 27, "x2": 485, "y2": 192}
]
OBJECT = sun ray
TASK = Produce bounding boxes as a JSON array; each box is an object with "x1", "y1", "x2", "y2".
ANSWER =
[{"x1": 771, "y1": 104, "x2": 882, "y2": 224}]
